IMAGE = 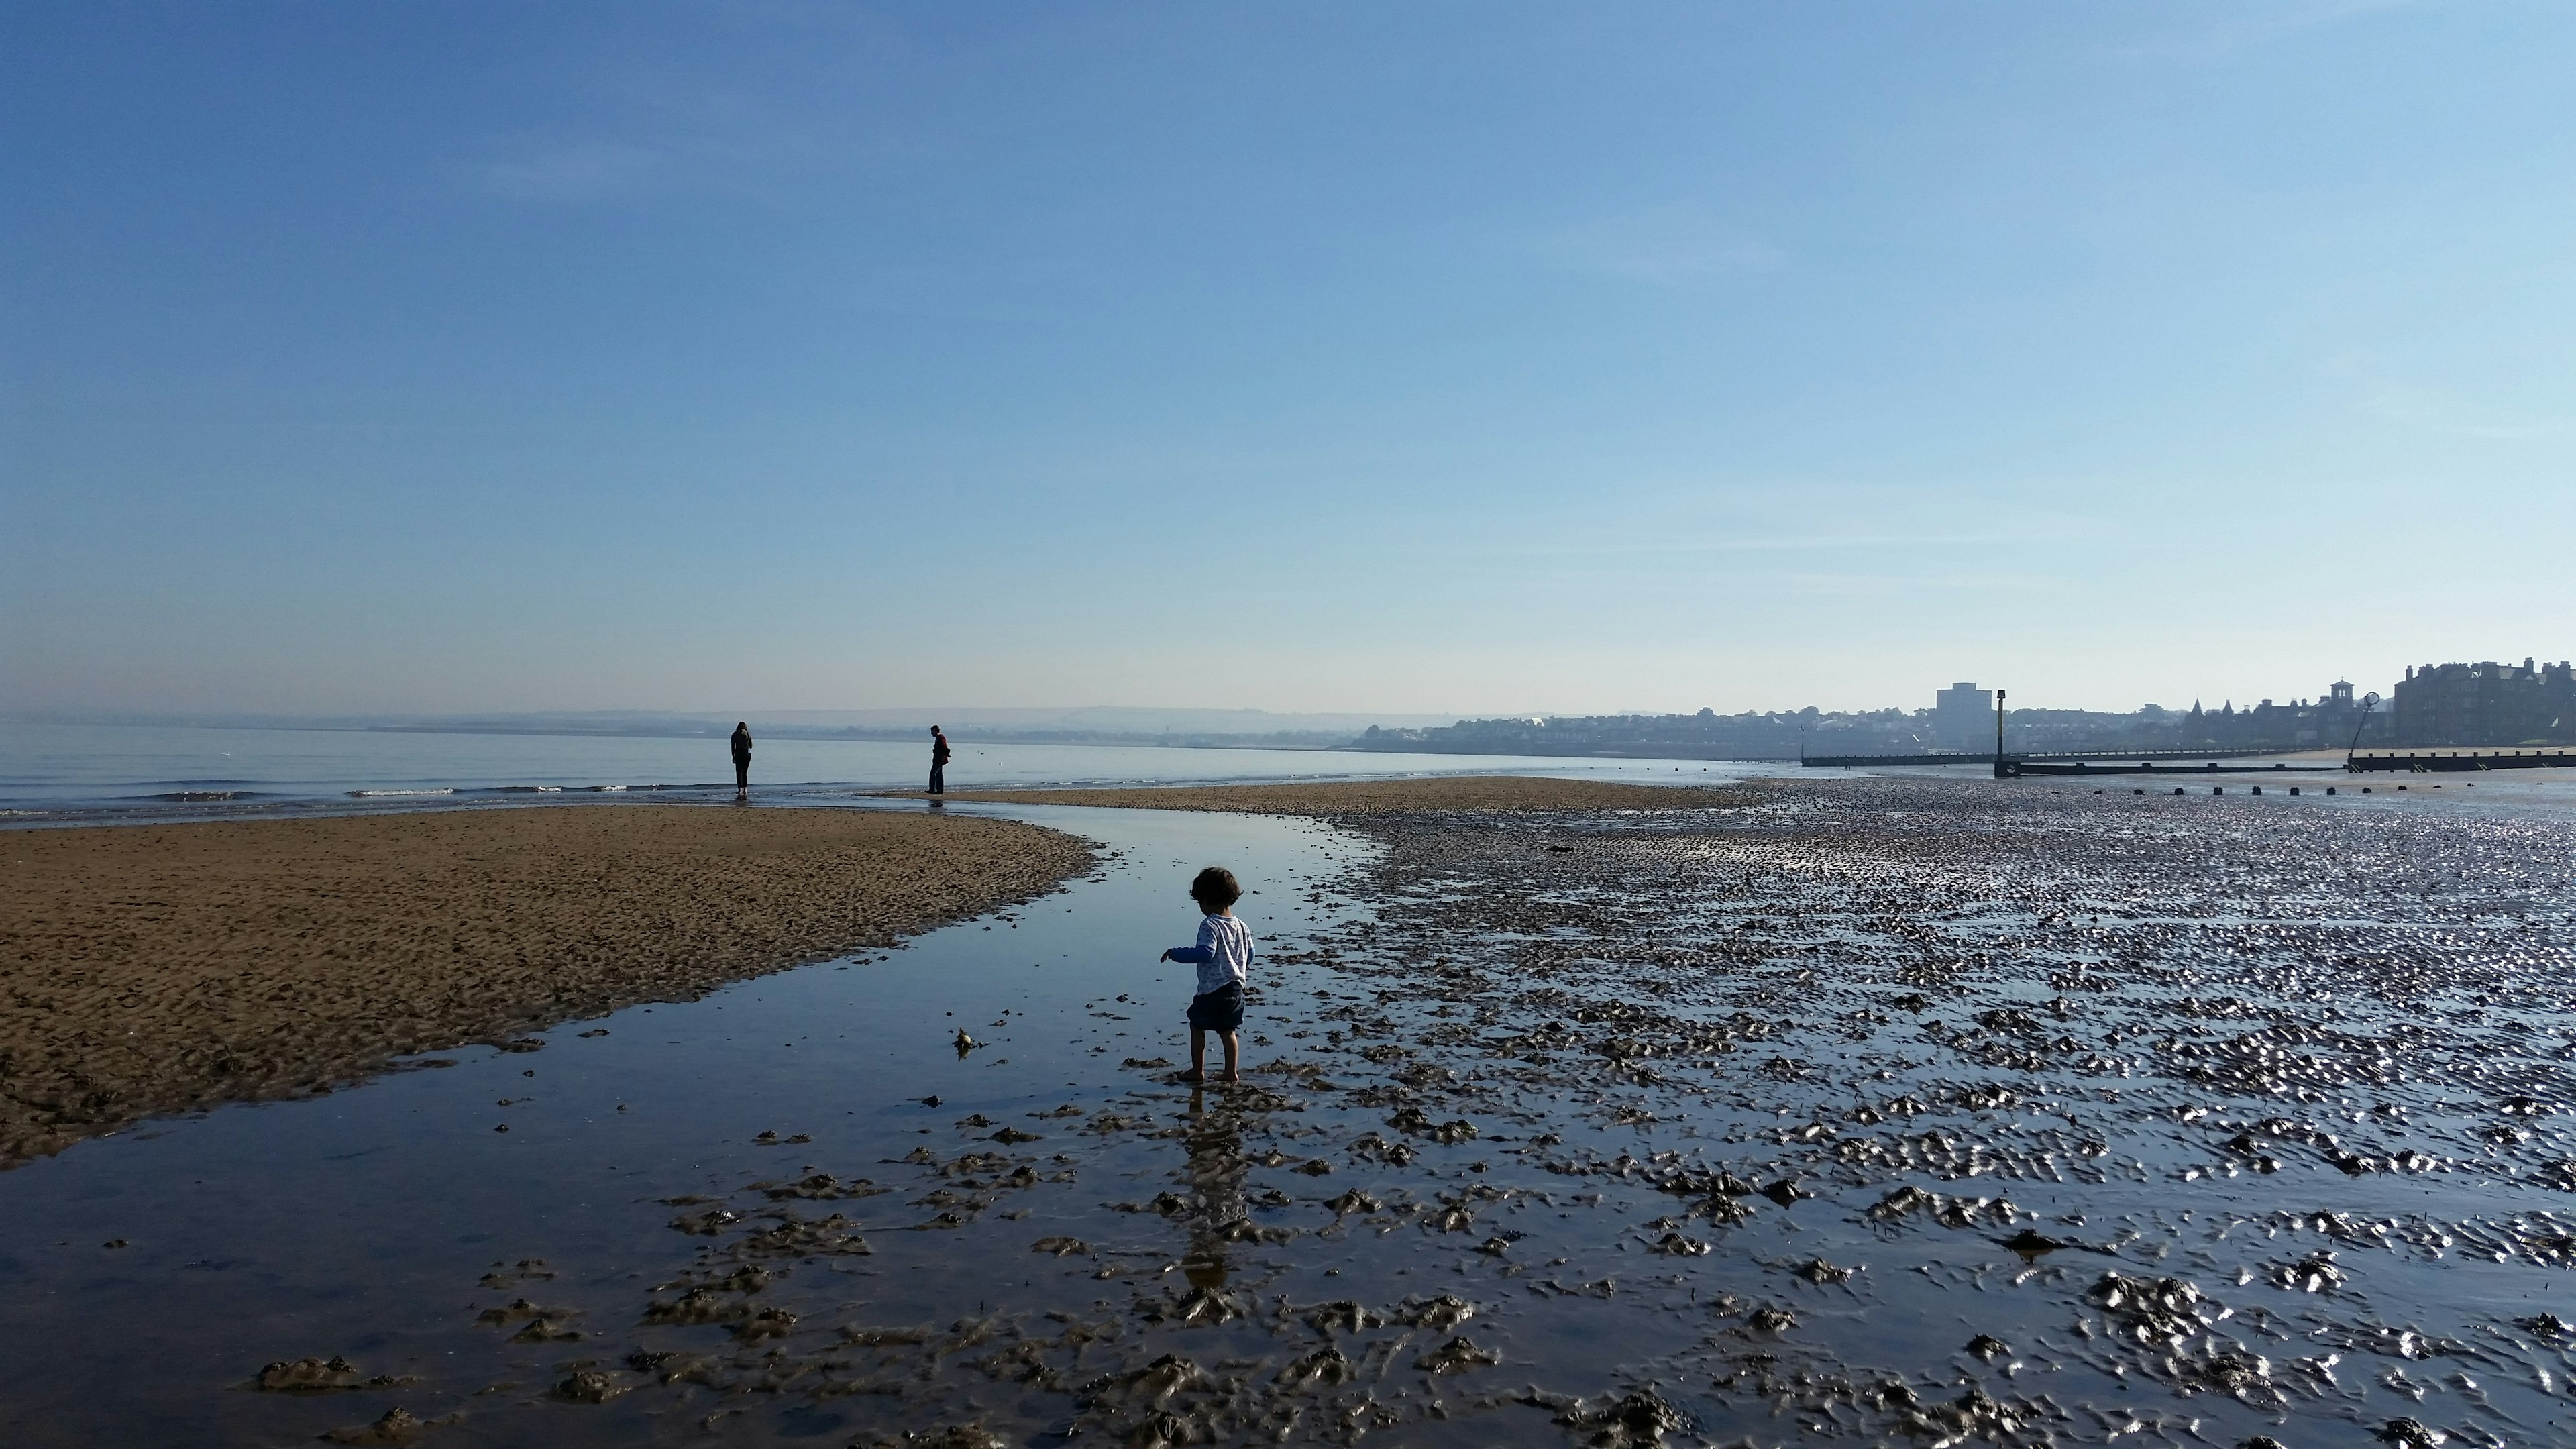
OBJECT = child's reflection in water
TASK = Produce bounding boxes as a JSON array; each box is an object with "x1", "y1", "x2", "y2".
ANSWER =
[{"x1": 1179, "y1": 1087, "x2": 1247, "y2": 1291}]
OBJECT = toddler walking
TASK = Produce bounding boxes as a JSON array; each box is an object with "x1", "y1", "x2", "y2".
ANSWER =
[{"x1": 1159, "y1": 866, "x2": 1254, "y2": 1084}]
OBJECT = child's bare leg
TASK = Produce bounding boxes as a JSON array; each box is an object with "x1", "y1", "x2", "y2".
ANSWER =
[
  {"x1": 1219, "y1": 1031, "x2": 1240, "y2": 1082},
  {"x1": 1184, "y1": 1028, "x2": 1209, "y2": 1082}
]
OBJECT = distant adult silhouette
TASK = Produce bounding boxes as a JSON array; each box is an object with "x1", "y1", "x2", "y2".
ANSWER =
[
  {"x1": 730, "y1": 721, "x2": 753, "y2": 799},
  {"x1": 929, "y1": 725, "x2": 951, "y2": 796}
]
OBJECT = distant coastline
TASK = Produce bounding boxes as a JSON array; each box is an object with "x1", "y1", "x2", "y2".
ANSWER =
[{"x1": 346, "y1": 721, "x2": 1378, "y2": 751}]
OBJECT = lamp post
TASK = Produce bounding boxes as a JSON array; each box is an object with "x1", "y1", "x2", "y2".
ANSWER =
[
  {"x1": 2345, "y1": 691, "x2": 2379, "y2": 769},
  {"x1": 1993, "y1": 688, "x2": 2012, "y2": 778}
]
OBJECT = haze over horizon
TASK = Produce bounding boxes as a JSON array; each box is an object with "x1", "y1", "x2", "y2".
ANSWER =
[
  {"x1": 7, "y1": 688, "x2": 2420, "y2": 733},
  {"x1": 8, "y1": 3, "x2": 2571, "y2": 720}
]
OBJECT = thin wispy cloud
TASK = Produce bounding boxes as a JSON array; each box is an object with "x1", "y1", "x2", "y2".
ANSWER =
[
  {"x1": 1536, "y1": 206, "x2": 1782, "y2": 284},
  {"x1": 471, "y1": 140, "x2": 669, "y2": 203},
  {"x1": 458, "y1": 70, "x2": 898, "y2": 206},
  {"x1": 2354, "y1": 376, "x2": 2561, "y2": 443},
  {"x1": 1515, "y1": 530, "x2": 2059, "y2": 557},
  {"x1": 2114, "y1": 0, "x2": 2420, "y2": 63},
  {"x1": 1774, "y1": 569, "x2": 2059, "y2": 598},
  {"x1": 1457, "y1": 511, "x2": 2090, "y2": 560}
]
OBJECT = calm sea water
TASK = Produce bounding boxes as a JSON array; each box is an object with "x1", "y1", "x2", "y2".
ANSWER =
[{"x1": 0, "y1": 720, "x2": 1787, "y2": 822}]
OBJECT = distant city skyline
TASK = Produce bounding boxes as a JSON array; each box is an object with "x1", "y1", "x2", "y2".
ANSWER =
[
  {"x1": 19, "y1": 655, "x2": 2518, "y2": 737},
  {"x1": 9, "y1": 4, "x2": 2571, "y2": 718}
]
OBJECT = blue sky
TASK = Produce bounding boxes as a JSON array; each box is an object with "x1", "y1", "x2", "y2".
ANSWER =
[{"x1": 6, "y1": 1, "x2": 2571, "y2": 718}]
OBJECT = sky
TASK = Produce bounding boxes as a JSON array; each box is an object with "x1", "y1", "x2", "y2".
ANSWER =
[{"x1": 6, "y1": 1, "x2": 2572, "y2": 720}]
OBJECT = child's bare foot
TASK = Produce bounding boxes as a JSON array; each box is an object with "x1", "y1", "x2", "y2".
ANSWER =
[
  {"x1": 1177, "y1": 1069, "x2": 1205, "y2": 1084},
  {"x1": 1219, "y1": 1071, "x2": 1241, "y2": 1083}
]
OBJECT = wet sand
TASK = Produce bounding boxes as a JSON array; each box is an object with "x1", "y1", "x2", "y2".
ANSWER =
[
  {"x1": 920, "y1": 774, "x2": 1753, "y2": 814},
  {"x1": 0, "y1": 804, "x2": 1091, "y2": 1165}
]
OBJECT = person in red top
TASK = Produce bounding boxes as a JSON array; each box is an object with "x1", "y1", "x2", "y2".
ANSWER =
[{"x1": 929, "y1": 725, "x2": 951, "y2": 795}]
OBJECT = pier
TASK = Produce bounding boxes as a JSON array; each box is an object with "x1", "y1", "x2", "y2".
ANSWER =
[
  {"x1": 1800, "y1": 747, "x2": 2295, "y2": 769},
  {"x1": 2348, "y1": 748, "x2": 2576, "y2": 773},
  {"x1": 1803, "y1": 748, "x2": 2574, "y2": 776}
]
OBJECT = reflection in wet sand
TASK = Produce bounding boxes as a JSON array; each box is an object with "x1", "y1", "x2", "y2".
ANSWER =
[{"x1": 1180, "y1": 1087, "x2": 1248, "y2": 1295}]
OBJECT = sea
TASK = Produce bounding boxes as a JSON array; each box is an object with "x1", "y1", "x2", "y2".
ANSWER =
[{"x1": 0, "y1": 719, "x2": 1792, "y2": 824}]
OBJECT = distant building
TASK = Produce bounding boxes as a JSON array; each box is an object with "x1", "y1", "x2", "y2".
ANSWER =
[
  {"x1": 1344, "y1": 659, "x2": 2569, "y2": 762},
  {"x1": 2392, "y1": 658, "x2": 2576, "y2": 747},
  {"x1": 2167, "y1": 684, "x2": 2384, "y2": 752},
  {"x1": 1932, "y1": 682, "x2": 1992, "y2": 751}
]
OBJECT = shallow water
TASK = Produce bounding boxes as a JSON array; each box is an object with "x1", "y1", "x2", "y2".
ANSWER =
[
  {"x1": 4, "y1": 783, "x2": 2573, "y2": 1448},
  {"x1": 0, "y1": 720, "x2": 1785, "y2": 820},
  {"x1": 0, "y1": 802, "x2": 1372, "y2": 1444}
]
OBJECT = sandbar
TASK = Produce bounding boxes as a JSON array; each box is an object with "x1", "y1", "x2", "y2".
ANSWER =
[
  {"x1": 0, "y1": 804, "x2": 1091, "y2": 1164},
  {"x1": 918, "y1": 774, "x2": 1752, "y2": 814}
]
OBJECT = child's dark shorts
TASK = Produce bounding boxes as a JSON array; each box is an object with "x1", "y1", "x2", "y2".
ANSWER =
[{"x1": 1187, "y1": 982, "x2": 1245, "y2": 1032}]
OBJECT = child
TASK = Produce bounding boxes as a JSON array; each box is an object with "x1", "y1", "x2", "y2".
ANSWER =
[{"x1": 1159, "y1": 866, "x2": 1254, "y2": 1084}]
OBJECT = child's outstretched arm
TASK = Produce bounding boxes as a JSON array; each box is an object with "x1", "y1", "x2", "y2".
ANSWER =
[{"x1": 1161, "y1": 916, "x2": 1220, "y2": 965}]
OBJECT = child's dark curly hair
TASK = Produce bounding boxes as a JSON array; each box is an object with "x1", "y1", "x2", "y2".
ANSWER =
[{"x1": 1189, "y1": 866, "x2": 1242, "y2": 911}]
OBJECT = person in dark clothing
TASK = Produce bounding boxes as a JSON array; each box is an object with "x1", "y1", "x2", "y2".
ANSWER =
[
  {"x1": 928, "y1": 725, "x2": 951, "y2": 795},
  {"x1": 730, "y1": 722, "x2": 753, "y2": 799}
]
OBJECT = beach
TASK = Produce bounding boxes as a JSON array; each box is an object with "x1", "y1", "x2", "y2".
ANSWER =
[
  {"x1": 0, "y1": 803, "x2": 1091, "y2": 1164},
  {"x1": 922, "y1": 774, "x2": 1753, "y2": 814},
  {"x1": 3, "y1": 777, "x2": 2573, "y2": 1447}
]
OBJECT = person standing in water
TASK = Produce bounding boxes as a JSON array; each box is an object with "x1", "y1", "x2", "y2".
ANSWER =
[
  {"x1": 729, "y1": 721, "x2": 753, "y2": 800},
  {"x1": 1161, "y1": 866, "x2": 1254, "y2": 1084},
  {"x1": 928, "y1": 725, "x2": 951, "y2": 796}
]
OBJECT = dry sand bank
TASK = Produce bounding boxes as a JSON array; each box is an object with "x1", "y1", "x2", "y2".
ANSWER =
[
  {"x1": 914, "y1": 774, "x2": 1752, "y2": 814},
  {"x1": 0, "y1": 804, "x2": 1091, "y2": 1165}
]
